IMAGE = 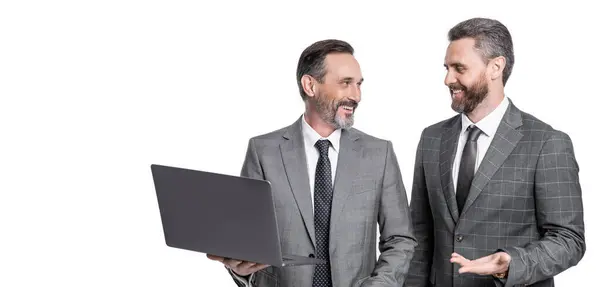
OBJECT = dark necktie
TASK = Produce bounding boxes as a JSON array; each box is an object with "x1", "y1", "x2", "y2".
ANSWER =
[
  {"x1": 312, "y1": 139, "x2": 333, "y2": 287},
  {"x1": 456, "y1": 125, "x2": 484, "y2": 215}
]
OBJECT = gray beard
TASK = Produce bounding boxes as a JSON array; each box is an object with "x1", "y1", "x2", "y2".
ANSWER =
[{"x1": 314, "y1": 97, "x2": 354, "y2": 130}]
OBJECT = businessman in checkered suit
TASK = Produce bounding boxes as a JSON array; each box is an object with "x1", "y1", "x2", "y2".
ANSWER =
[{"x1": 405, "y1": 18, "x2": 585, "y2": 287}]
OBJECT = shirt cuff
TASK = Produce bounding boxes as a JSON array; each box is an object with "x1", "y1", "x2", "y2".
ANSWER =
[
  {"x1": 227, "y1": 266, "x2": 255, "y2": 287},
  {"x1": 496, "y1": 247, "x2": 521, "y2": 287}
]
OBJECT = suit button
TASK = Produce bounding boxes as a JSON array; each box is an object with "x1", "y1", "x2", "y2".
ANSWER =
[
  {"x1": 456, "y1": 235, "x2": 463, "y2": 242},
  {"x1": 309, "y1": 254, "x2": 315, "y2": 258}
]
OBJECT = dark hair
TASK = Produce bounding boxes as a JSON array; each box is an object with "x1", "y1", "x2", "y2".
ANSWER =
[
  {"x1": 448, "y1": 18, "x2": 515, "y2": 86},
  {"x1": 296, "y1": 39, "x2": 354, "y2": 101}
]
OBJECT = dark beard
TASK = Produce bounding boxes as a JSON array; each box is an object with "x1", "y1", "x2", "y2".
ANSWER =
[{"x1": 450, "y1": 73, "x2": 488, "y2": 114}]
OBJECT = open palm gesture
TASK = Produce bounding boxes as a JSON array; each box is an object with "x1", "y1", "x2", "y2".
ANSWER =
[{"x1": 450, "y1": 252, "x2": 511, "y2": 276}]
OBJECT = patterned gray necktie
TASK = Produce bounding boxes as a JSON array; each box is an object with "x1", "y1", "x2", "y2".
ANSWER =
[
  {"x1": 312, "y1": 139, "x2": 333, "y2": 287},
  {"x1": 456, "y1": 125, "x2": 484, "y2": 214}
]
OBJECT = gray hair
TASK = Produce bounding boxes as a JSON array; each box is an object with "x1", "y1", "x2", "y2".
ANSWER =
[
  {"x1": 296, "y1": 39, "x2": 354, "y2": 101},
  {"x1": 448, "y1": 18, "x2": 515, "y2": 86}
]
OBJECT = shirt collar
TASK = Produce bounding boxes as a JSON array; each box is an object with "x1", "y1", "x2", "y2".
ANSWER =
[
  {"x1": 301, "y1": 114, "x2": 341, "y2": 152},
  {"x1": 461, "y1": 95, "x2": 510, "y2": 137}
]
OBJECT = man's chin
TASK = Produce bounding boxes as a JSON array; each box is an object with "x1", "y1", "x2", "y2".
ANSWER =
[
  {"x1": 334, "y1": 116, "x2": 354, "y2": 129},
  {"x1": 451, "y1": 102, "x2": 465, "y2": 113}
]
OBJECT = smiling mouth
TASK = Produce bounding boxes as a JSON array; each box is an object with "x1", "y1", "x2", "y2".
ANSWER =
[
  {"x1": 451, "y1": 88, "x2": 464, "y2": 98},
  {"x1": 337, "y1": 100, "x2": 358, "y2": 113}
]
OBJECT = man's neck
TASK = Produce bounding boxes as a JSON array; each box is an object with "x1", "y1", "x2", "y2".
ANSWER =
[
  {"x1": 466, "y1": 91, "x2": 505, "y2": 123},
  {"x1": 304, "y1": 111, "x2": 335, "y2": 138}
]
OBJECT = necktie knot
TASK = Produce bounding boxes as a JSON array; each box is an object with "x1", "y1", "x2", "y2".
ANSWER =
[
  {"x1": 315, "y1": 139, "x2": 331, "y2": 157},
  {"x1": 467, "y1": 125, "x2": 484, "y2": 142}
]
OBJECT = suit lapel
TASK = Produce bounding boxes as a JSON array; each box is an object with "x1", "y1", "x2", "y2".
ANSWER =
[
  {"x1": 439, "y1": 116, "x2": 461, "y2": 223},
  {"x1": 280, "y1": 118, "x2": 316, "y2": 248},
  {"x1": 329, "y1": 129, "x2": 362, "y2": 233},
  {"x1": 461, "y1": 101, "x2": 524, "y2": 215}
]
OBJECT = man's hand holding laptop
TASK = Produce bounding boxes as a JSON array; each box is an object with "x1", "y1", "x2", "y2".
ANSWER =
[{"x1": 207, "y1": 254, "x2": 269, "y2": 276}]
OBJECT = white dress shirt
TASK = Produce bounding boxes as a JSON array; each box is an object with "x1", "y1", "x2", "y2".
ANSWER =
[
  {"x1": 302, "y1": 114, "x2": 341, "y2": 210},
  {"x1": 452, "y1": 96, "x2": 509, "y2": 192}
]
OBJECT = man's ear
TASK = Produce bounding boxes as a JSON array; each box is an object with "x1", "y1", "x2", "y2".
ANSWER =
[
  {"x1": 489, "y1": 56, "x2": 506, "y2": 82},
  {"x1": 301, "y1": 75, "x2": 317, "y2": 98}
]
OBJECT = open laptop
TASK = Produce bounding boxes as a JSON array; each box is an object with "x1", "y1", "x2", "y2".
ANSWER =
[{"x1": 150, "y1": 164, "x2": 324, "y2": 267}]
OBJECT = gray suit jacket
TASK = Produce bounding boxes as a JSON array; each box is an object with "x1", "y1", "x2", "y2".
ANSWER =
[
  {"x1": 405, "y1": 99, "x2": 585, "y2": 287},
  {"x1": 230, "y1": 116, "x2": 417, "y2": 287}
]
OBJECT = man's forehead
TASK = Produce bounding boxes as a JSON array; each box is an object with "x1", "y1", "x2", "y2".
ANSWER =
[
  {"x1": 445, "y1": 38, "x2": 478, "y2": 63},
  {"x1": 325, "y1": 53, "x2": 358, "y2": 65},
  {"x1": 324, "y1": 53, "x2": 362, "y2": 77}
]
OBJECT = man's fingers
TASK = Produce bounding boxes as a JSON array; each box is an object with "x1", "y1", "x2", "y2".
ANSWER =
[
  {"x1": 206, "y1": 255, "x2": 269, "y2": 276},
  {"x1": 230, "y1": 262, "x2": 270, "y2": 277},
  {"x1": 247, "y1": 263, "x2": 269, "y2": 274},
  {"x1": 206, "y1": 254, "x2": 224, "y2": 262},
  {"x1": 223, "y1": 258, "x2": 243, "y2": 268},
  {"x1": 449, "y1": 253, "x2": 470, "y2": 266},
  {"x1": 450, "y1": 252, "x2": 467, "y2": 260},
  {"x1": 452, "y1": 253, "x2": 509, "y2": 275},
  {"x1": 237, "y1": 261, "x2": 257, "y2": 270},
  {"x1": 458, "y1": 266, "x2": 472, "y2": 274},
  {"x1": 472, "y1": 254, "x2": 494, "y2": 264},
  {"x1": 459, "y1": 263, "x2": 493, "y2": 275},
  {"x1": 459, "y1": 259, "x2": 499, "y2": 275}
]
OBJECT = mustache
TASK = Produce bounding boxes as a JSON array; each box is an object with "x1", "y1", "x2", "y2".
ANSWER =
[
  {"x1": 448, "y1": 83, "x2": 466, "y2": 91},
  {"x1": 335, "y1": 99, "x2": 358, "y2": 109}
]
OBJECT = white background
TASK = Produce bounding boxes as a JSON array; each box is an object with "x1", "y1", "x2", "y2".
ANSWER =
[{"x1": 1, "y1": 1, "x2": 598, "y2": 286}]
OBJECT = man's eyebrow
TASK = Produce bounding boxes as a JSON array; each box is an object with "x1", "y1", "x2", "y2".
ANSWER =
[{"x1": 339, "y1": 77, "x2": 364, "y2": 83}]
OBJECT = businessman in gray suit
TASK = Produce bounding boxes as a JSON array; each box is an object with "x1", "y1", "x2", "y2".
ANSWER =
[
  {"x1": 405, "y1": 18, "x2": 585, "y2": 287},
  {"x1": 207, "y1": 39, "x2": 416, "y2": 286}
]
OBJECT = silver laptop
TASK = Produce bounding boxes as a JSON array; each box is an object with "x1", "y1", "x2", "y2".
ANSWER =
[{"x1": 150, "y1": 164, "x2": 324, "y2": 267}]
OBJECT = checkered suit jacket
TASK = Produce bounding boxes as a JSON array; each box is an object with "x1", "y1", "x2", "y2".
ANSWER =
[{"x1": 405, "y1": 99, "x2": 585, "y2": 287}]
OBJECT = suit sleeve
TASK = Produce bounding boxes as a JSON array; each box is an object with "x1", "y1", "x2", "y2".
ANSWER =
[
  {"x1": 360, "y1": 141, "x2": 417, "y2": 287},
  {"x1": 241, "y1": 138, "x2": 264, "y2": 180},
  {"x1": 405, "y1": 131, "x2": 434, "y2": 287},
  {"x1": 500, "y1": 130, "x2": 585, "y2": 286},
  {"x1": 225, "y1": 138, "x2": 264, "y2": 287}
]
